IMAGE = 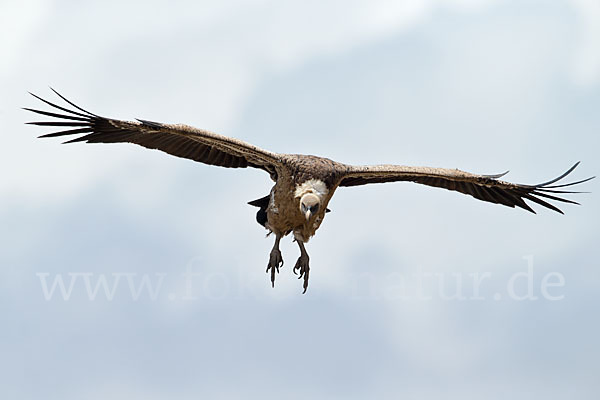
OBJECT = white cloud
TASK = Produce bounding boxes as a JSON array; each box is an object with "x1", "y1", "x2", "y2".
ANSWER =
[
  {"x1": 0, "y1": 0, "x2": 50, "y2": 78},
  {"x1": 2, "y1": 3, "x2": 599, "y2": 399},
  {"x1": 570, "y1": 0, "x2": 600, "y2": 86}
]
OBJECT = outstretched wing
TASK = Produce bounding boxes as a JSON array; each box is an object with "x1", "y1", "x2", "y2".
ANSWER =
[
  {"x1": 338, "y1": 163, "x2": 593, "y2": 214},
  {"x1": 25, "y1": 89, "x2": 282, "y2": 178}
]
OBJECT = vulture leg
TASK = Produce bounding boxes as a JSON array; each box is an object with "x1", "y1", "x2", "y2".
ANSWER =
[
  {"x1": 266, "y1": 234, "x2": 283, "y2": 287},
  {"x1": 293, "y1": 240, "x2": 310, "y2": 293}
]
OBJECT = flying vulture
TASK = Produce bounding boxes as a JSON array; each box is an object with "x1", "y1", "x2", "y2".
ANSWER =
[{"x1": 25, "y1": 89, "x2": 594, "y2": 293}]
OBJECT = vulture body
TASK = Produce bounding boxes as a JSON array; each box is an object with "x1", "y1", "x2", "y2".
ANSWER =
[{"x1": 25, "y1": 89, "x2": 594, "y2": 293}]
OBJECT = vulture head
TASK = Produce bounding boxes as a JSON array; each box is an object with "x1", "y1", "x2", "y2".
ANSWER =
[{"x1": 300, "y1": 193, "x2": 321, "y2": 221}]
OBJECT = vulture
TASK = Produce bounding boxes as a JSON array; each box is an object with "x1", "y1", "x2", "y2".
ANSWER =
[{"x1": 25, "y1": 89, "x2": 594, "y2": 293}]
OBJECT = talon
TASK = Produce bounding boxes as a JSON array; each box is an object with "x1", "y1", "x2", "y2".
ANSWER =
[
  {"x1": 303, "y1": 269, "x2": 309, "y2": 293},
  {"x1": 293, "y1": 254, "x2": 310, "y2": 293},
  {"x1": 266, "y1": 242, "x2": 283, "y2": 288}
]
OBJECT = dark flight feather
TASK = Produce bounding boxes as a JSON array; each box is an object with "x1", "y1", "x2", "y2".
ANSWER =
[
  {"x1": 26, "y1": 90, "x2": 281, "y2": 176},
  {"x1": 339, "y1": 163, "x2": 594, "y2": 214}
]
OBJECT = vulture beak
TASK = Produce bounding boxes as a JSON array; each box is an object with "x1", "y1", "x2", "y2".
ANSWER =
[{"x1": 305, "y1": 210, "x2": 312, "y2": 221}]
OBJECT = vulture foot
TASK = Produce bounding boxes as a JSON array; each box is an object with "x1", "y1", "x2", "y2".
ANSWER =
[
  {"x1": 293, "y1": 253, "x2": 310, "y2": 294},
  {"x1": 266, "y1": 248, "x2": 283, "y2": 288}
]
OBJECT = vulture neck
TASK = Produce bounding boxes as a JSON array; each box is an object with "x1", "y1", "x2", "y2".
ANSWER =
[{"x1": 294, "y1": 179, "x2": 329, "y2": 199}]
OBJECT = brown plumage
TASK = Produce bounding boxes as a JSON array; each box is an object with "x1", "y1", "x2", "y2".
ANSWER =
[{"x1": 25, "y1": 89, "x2": 594, "y2": 293}]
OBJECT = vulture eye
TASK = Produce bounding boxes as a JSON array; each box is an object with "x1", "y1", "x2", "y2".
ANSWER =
[{"x1": 310, "y1": 205, "x2": 319, "y2": 213}]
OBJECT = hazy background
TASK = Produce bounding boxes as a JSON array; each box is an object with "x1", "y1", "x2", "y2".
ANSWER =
[{"x1": 1, "y1": 0, "x2": 599, "y2": 399}]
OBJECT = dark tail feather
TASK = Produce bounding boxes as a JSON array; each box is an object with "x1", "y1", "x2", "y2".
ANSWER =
[{"x1": 248, "y1": 195, "x2": 270, "y2": 208}]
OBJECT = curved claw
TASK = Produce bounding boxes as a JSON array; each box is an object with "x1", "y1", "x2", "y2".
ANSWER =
[
  {"x1": 266, "y1": 249, "x2": 284, "y2": 288},
  {"x1": 293, "y1": 255, "x2": 310, "y2": 293},
  {"x1": 302, "y1": 269, "x2": 309, "y2": 294}
]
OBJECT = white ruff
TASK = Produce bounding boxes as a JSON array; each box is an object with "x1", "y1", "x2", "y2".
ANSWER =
[{"x1": 294, "y1": 179, "x2": 329, "y2": 198}]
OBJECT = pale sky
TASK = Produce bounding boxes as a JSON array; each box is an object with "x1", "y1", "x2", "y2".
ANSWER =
[{"x1": 1, "y1": 1, "x2": 599, "y2": 399}]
